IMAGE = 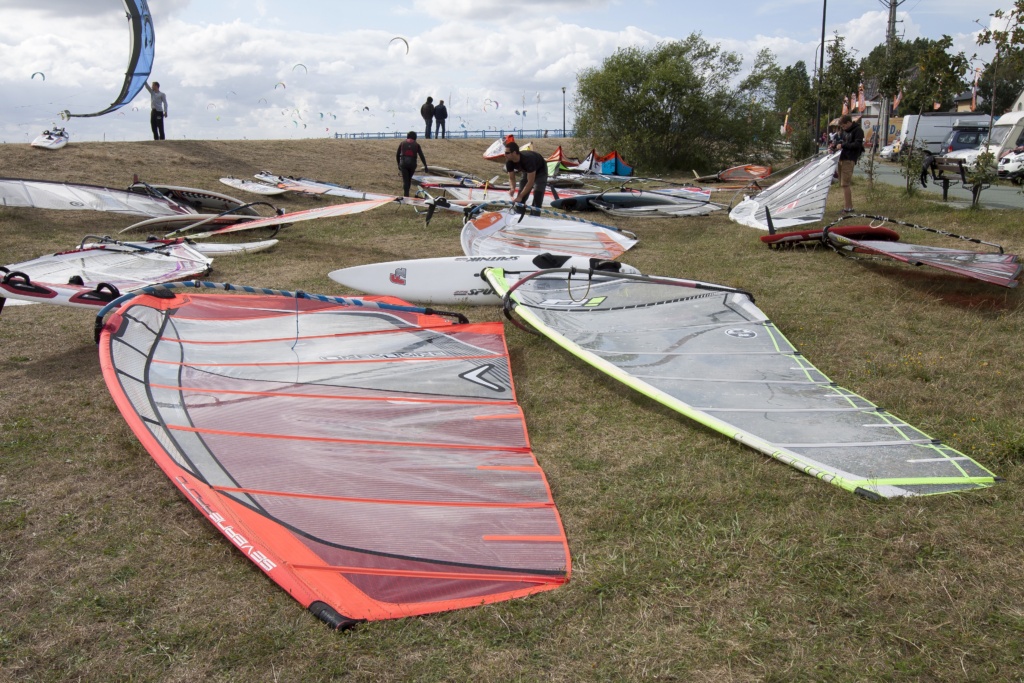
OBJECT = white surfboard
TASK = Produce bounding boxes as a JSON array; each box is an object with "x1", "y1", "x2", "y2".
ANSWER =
[
  {"x1": 329, "y1": 254, "x2": 638, "y2": 305},
  {"x1": 30, "y1": 129, "x2": 69, "y2": 150}
]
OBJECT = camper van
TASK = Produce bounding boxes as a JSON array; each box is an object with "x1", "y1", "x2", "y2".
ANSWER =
[
  {"x1": 984, "y1": 110, "x2": 1024, "y2": 158},
  {"x1": 898, "y1": 112, "x2": 990, "y2": 154}
]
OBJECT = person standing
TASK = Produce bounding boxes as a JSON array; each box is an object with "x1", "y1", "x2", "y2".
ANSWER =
[
  {"x1": 144, "y1": 81, "x2": 167, "y2": 140},
  {"x1": 396, "y1": 131, "x2": 428, "y2": 197},
  {"x1": 433, "y1": 99, "x2": 448, "y2": 139},
  {"x1": 831, "y1": 114, "x2": 864, "y2": 213},
  {"x1": 504, "y1": 141, "x2": 549, "y2": 208},
  {"x1": 420, "y1": 96, "x2": 434, "y2": 139}
]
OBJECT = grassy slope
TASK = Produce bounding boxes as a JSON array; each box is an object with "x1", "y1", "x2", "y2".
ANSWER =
[{"x1": 1, "y1": 138, "x2": 1022, "y2": 682}]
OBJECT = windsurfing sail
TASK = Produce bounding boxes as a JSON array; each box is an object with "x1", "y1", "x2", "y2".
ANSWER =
[
  {"x1": 551, "y1": 189, "x2": 720, "y2": 218},
  {"x1": 128, "y1": 182, "x2": 262, "y2": 216},
  {"x1": 1, "y1": 237, "x2": 210, "y2": 309},
  {"x1": 822, "y1": 216, "x2": 1021, "y2": 288},
  {"x1": 729, "y1": 152, "x2": 840, "y2": 230},
  {"x1": 219, "y1": 177, "x2": 289, "y2": 196},
  {"x1": 96, "y1": 283, "x2": 570, "y2": 627},
  {"x1": 484, "y1": 267, "x2": 999, "y2": 499},
  {"x1": 64, "y1": 0, "x2": 155, "y2": 119},
  {"x1": 0, "y1": 177, "x2": 193, "y2": 217},
  {"x1": 164, "y1": 198, "x2": 396, "y2": 239},
  {"x1": 694, "y1": 164, "x2": 772, "y2": 184},
  {"x1": 461, "y1": 207, "x2": 638, "y2": 259},
  {"x1": 252, "y1": 173, "x2": 465, "y2": 217}
]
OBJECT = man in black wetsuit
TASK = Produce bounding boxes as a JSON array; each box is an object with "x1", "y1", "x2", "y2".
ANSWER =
[
  {"x1": 396, "y1": 131, "x2": 428, "y2": 197},
  {"x1": 504, "y1": 142, "x2": 548, "y2": 208}
]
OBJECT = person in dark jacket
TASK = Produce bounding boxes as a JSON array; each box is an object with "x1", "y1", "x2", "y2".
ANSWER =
[
  {"x1": 920, "y1": 150, "x2": 937, "y2": 187},
  {"x1": 830, "y1": 114, "x2": 864, "y2": 213},
  {"x1": 433, "y1": 99, "x2": 448, "y2": 139},
  {"x1": 504, "y1": 142, "x2": 548, "y2": 208},
  {"x1": 420, "y1": 97, "x2": 434, "y2": 139},
  {"x1": 396, "y1": 131, "x2": 428, "y2": 197}
]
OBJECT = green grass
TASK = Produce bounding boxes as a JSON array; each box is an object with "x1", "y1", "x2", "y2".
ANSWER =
[{"x1": 1, "y1": 139, "x2": 1022, "y2": 682}]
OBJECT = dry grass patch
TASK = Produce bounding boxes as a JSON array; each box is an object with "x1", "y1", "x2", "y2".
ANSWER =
[{"x1": 1, "y1": 139, "x2": 1022, "y2": 682}]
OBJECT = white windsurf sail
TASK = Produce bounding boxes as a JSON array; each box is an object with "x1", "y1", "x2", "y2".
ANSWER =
[
  {"x1": 0, "y1": 177, "x2": 193, "y2": 217},
  {"x1": 729, "y1": 152, "x2": 840, "y2": 230},
  {"x1": 1, "y1": 238, "x2": 210, "y2": 309},
  {"x1": 484, "y1": 267, "x2": 999, "y2": 499},
  {"x1": 461, "y1": 208, "x2": 638, "y2": 260}
]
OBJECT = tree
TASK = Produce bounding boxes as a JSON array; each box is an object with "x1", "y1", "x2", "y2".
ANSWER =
[
  {"x1": 899, "y1": 36, "x2": 970, "y2": 191},
  {"x1": 816, "y1": 33, "x2": 859, "y2": 129},
  {"x1": 573, "y1": 35, "x2": 780, "y2": 174},
  {"x1": 774, "y1": 61, "x2": 817, "y2": 157},
  {"x1": 978, "y1": 1, "x2": 1024, "y2": 117}
]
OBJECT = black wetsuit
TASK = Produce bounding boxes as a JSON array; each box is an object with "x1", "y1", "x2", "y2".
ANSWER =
[
  {"x1": 505, "y1": 150, "x2": 549, "y2": 207},
  {"x1": 396, "y1": 138, "x2": 427, "y2": 197}
]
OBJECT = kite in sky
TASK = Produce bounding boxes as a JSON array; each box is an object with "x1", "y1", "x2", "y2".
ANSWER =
[{"x1": 63, "y1": 0, "x2": 155, "y2": 119}]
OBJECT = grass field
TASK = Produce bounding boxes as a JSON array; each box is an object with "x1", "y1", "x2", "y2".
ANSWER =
[{"x1": 1, "y1": 138, "x2": 1022, "y2": 682}]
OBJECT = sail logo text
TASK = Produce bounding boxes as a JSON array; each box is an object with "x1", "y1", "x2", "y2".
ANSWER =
[
  {"x1": 725, "y1": 328, "x2": 757, "y2": 339},
  {"x1": 178, "y1": 478, "x2": 277, "y2": 572},
  {"x1": 320, "y1": 351, "x2": 448, "y2": 360},
  {"x1": 539, "y1": 297, "x2": 606, "y2": 308}
]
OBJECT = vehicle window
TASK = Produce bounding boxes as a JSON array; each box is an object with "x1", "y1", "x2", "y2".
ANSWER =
[
  {"x1": 990, "y1": 126, "x2": 1012, "y2": 145},
  {"x1": 1015, "y1": 129, "x2": 1024, "y2": 147}
]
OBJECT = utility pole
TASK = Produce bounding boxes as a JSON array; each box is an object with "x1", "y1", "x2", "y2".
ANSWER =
[
  {"x1": 878, "y1": 0, "x2": 903, "y2": 153},
  {"x1": 815, "y1": 0, "x2": 827, "y2": 147}
]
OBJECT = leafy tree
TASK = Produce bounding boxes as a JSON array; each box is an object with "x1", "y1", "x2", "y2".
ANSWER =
[
  {"x1": 978, "y1": 1, "x2": 1024, "y2": 117},
  {"x1": 859, "y1": 37, "x2": 958, "y2": 114},
  {"x1": 573, "y1": 35, "x2": 780, "y2": 174},
  {"x1": 816, "y1": 33, "x2": 859, "y2": 129},
  {"x1": 899, "y1": 36, "x2": 970, "y2": 191},
  {"x1": 774, "y1": 61, "x2": 817, "y2": 157}
]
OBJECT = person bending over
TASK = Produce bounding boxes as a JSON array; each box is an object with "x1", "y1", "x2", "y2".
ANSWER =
[{"x1": 504, "y1": 142, "x2": 548, "y2": 208}]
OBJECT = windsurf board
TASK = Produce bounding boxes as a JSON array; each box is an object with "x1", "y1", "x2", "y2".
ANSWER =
[{"x1": 330, "y1": 253, "x2": 638, "y2": 305}]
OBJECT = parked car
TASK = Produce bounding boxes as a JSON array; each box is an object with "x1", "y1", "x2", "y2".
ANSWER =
[
  {"x1": 879, "y1": 141, "x2": 901, "y2": 160},
  {"x1": 940, "y1": 126, "x2": 989, "y2": 154},
  {"x1": 998, "y1": 146, "x2": 1024, "y2": 184}
]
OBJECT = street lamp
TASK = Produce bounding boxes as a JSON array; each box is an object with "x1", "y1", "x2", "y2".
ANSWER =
[{"x1": 561, "y1": 86, "x2": 566, "y2": 135}]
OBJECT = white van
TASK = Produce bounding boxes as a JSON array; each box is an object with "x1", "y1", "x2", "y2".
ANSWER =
[{"x1": 898, "y1": 112, "x2": 990, "y2": 154}]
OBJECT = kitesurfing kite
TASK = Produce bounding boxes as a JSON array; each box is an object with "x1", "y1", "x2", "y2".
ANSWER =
[
  {"x1": 389, "y1": 36, "x2": 410, "y2": 54},
  {"x1": 63, "y1": 0, "x2": 154, "y2": 119},
  {"x1": 31, "y1": 71, "x2": 45, "y2": 81},
  {"x1": 96, "y1": 283, "x2": 570, "y2": 627}
]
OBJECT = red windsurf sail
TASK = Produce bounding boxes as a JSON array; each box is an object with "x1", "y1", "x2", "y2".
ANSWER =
[{"x1": 98, "y1": 289, "x2": 569, "y2": 628}]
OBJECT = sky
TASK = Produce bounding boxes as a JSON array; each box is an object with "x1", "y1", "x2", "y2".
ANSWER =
[{"x1": 0, "y1": 0, "x2": 1012, "y2": 143}]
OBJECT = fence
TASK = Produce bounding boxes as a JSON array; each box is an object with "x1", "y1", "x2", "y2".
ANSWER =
[{"x1": 335, "y1": 128, "x2": 575, "y2": 140}]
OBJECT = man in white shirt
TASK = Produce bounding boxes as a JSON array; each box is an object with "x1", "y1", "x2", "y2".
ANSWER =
[{"x1": 144, "y1": 81, "x2": 167, "y2": 140}]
